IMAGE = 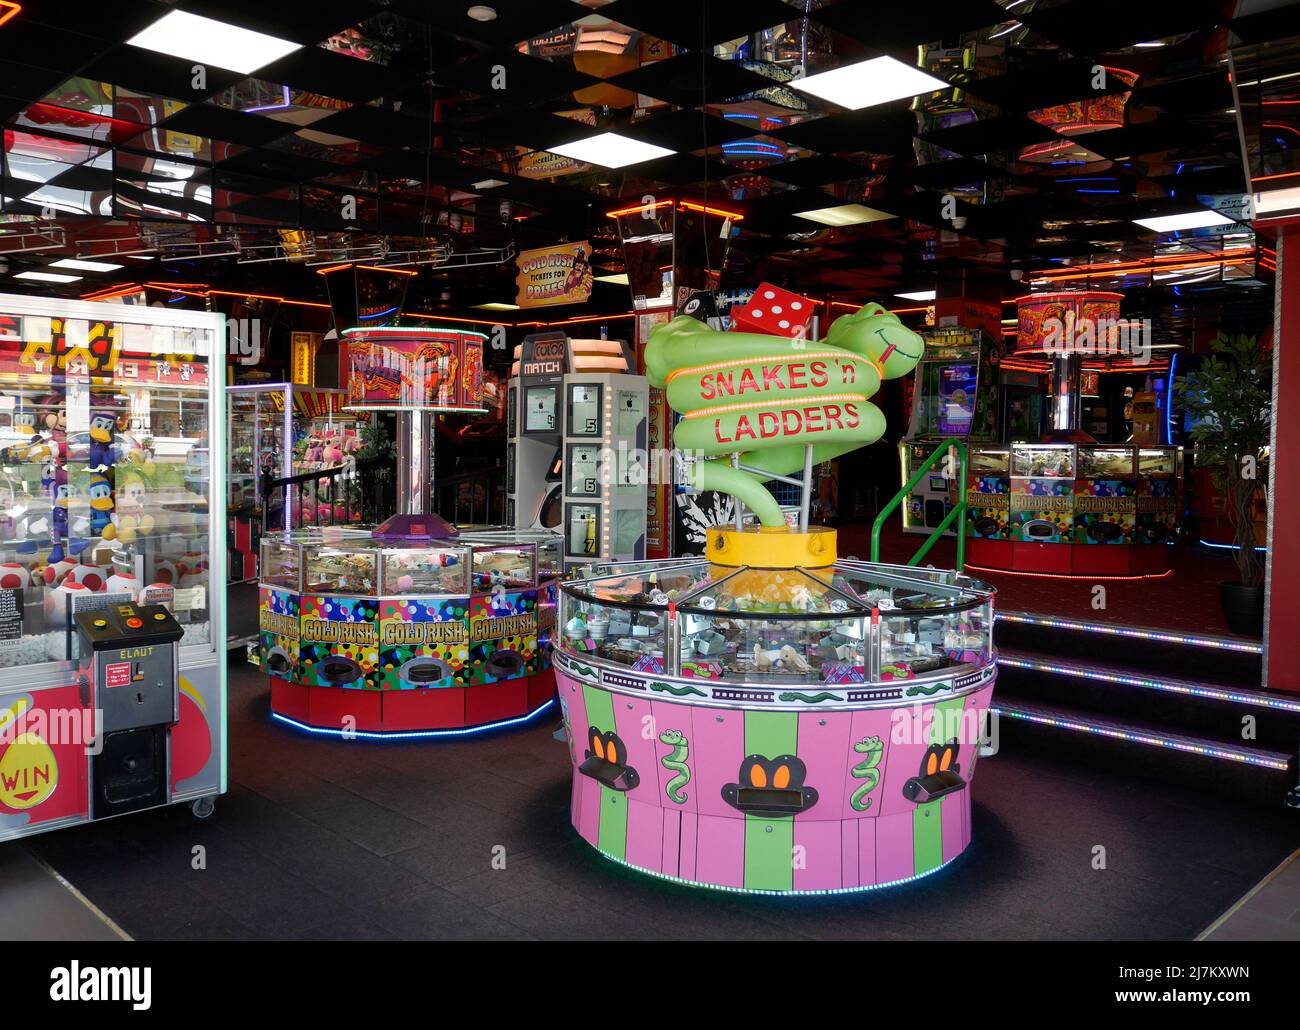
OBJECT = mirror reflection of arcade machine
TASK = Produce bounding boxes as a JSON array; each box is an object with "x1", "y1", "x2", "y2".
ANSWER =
[
  {"x1": 964, "y1": 292, "x2": 1183, "y2": 576},
  {"x1": 507, "y1": 333, "x2": 648, "y2": 570},
  {"x1": 900, "y1": 326, "x2": 1000, "y2": 536}
]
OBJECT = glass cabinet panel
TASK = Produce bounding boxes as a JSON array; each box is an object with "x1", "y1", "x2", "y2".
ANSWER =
[
  {"x1": 560, "y1": 596, "x2": 667, "y2": 669},
  {"x1": 260, "y1": 539, "x2": 302, "y2": 590},
  {"x1": 472, "y1": 544, "x2": 535, "y2": 591},
  {"x1": 1011, "y1": 443, "x2": 1075, "y2": 478},
  {"x1": 303, "y1": 542, "x2": 378, "y2": 595},
  {"x1": 1078, "y1": 446, "x2": 1135, "y2": 477},
  {"x1": 877, "y1": 605, "x2": 990, "y2": 680},
  {"x1": 381, "y1": 546, "x2": 469, "y2": 595}
]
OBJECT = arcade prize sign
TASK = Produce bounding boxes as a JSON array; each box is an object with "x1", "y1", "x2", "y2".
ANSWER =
[
  {"x1": 342, "y1": 327, "x2": 486, "y2": 412},
  {"x1": 515, "y1": 241, "x2": 593, "y2": 309}
]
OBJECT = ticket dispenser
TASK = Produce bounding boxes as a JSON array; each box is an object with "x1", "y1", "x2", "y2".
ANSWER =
[{"x1": 75, "y1": 603, "x2": 185, "y2": 820}]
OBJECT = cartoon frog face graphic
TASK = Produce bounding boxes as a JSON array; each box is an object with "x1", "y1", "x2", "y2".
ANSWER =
[
  {"x1": 579, "y1": 728, "x2": 640, "y2": 792},
  {"x1": 722, "y1": 754, "x2": 818, "y2": 816},
  {"x1": 901, "y1": 739, "x2": 965, "y2": 804}
]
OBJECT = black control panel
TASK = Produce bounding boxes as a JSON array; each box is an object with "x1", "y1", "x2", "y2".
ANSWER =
[
  {"x1": 75, "y1": 602, "x2": 184, "y2": 820},
  {"x1": 76, "y1": 602, "x2": 185, "y2": 650}
]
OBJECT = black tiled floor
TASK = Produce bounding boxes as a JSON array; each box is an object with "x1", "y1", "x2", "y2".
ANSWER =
[{"x1": 24, "y1": 658, "x2": 1300, "y2": 941}]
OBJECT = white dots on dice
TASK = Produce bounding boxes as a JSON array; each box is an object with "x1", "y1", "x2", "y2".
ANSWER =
[
  {"x1": 751, "y1": 308, "x2": 763, "y2": 317},
  {"x1": 771, "y1": 305, "x2": 783, "y2": 314},
  {"x1": 779, "y1": 320, "x2": 790, "y2": 329},
  {"x1": 791, "y1": 301, "x2": 802, "y2": 310},
  {"x1": 763, "y1": 290, "x2": 776, "y2": 299}
]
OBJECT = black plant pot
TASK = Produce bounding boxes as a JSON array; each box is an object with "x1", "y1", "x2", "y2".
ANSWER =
[{"x1": 1219, "y1": 581, "x2": 1265, "y2": 637}]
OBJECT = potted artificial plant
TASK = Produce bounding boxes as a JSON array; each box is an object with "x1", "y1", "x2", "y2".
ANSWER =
[{"x1": 1176, "y1": 332, "x2": 1272, "y2": 635}]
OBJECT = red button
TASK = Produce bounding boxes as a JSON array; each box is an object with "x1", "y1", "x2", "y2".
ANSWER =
[{"x1": 126, "y1": 617, "x2": 143, "y2": 629}]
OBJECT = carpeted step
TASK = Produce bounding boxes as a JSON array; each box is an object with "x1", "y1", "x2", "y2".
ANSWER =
[
  {"x1": 995, "y1": 611, "x2": 1263, "y2": 687},
  {"x1": 990, "y1": 698, "x2": 1295, "y2": 804},
  {"x1": 996, "y1": 647, "x2": 1300, "y2": 752}
]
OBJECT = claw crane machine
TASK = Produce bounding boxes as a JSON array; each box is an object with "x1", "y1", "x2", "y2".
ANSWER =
[{"x1": 0, "y1": 294, "x2": 226, "y2": 835}]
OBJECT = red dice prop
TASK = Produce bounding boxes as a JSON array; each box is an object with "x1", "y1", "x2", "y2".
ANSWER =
[{"x1": 731, "y1": 282, "x2": 815, "y2": 338}]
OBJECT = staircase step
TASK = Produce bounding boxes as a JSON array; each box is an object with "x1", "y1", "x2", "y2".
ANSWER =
[
  {"x1": 991, "y1": 699, "x2": 1294, "y2": 803},
  {"x1": 996, "y1": 648, "x2": 1300, "y2": 712},
  {"x1": 996, "y1": 611, "x2": 1263, "y2": 656},
  {"x1": 994, "y1": 610, "x2": 1263, "y2": 686},
  {"x1": 995, "y1": 647, "x2": 1300, "y2": 751},
  {"x1": 993, "y1": 699, "x2": 1292, "y2": 769}
]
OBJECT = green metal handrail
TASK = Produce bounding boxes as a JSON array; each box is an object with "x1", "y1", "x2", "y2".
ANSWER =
[{"x1": 870, "y1": 439, "x2": 969, "y2": 571}]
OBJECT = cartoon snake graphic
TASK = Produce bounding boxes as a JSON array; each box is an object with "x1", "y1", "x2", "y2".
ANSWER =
[
  {"x1": 849, "y1": 735, "x2": 885, "y2": 812},
  {"x1": 659, "y1": 728, "x2": 691, "y2": 804},
  {"x1": 644, "y1": 303, "x2": 926, "y2": 526}
]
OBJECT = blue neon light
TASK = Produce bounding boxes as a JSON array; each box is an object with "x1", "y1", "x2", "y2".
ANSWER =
[
  {"x1": 1165, "y1": 351, "x2": 1177, "y2": 443},
  {"x1": 1199, "y1": 538, "x2": 1267, "y2": 554},
  {"x1": 271, "y1": 699, "x2": 556, "y2": 740}
]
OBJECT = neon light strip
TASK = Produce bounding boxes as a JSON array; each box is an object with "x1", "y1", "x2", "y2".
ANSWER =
[
  {"x1": 1199, "y1": 538, "x2": 1267, "y2": 554},
  {"x1": 606, "y1": 199, "x2": 673, "y2": 218},
  {"x1": 270, "y1": 699, "x2": 555, "y2": 739},
  {"x1": 1165, "y1": 351, "x2": 1177, "y2": 444},
  {"x1": 995, "y1": 611, "x2": 1263, "y2": 653},
  {"x1": 992, "y1": 706, "x2": 1289, "y2": 769},
  {"x1": 0, "y1": 3, "x2": 19, "y2": 29},
  {"x1": 589, "y1": 846, "x2": 958, "y2": 895},
  {"x1": 996, "y1": 655, "x2": 1295, "y2": 710},
  {"x1": 677, "y1": 200, "x2": 744, "y2": 221},
  {"x1": 665, "y1": 352, "x2": 878, "y2": 386},
  {"x1": 682, "y1": 392, "x2": 867, "y2": 420},
  {"x1": 342, "y1": 325, "x2": 488, "y2": 339}
]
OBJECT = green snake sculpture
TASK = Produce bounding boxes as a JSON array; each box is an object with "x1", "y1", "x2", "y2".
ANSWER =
[
  {"x1": 849, "y1": 735, "x2": 885, "y2": 812},
  {"x1": 645, "y1": 303, "x2": 926, "y2": 526},
  {"x1": 659, "y1": 728, "x2": 691, "y2": 804}
]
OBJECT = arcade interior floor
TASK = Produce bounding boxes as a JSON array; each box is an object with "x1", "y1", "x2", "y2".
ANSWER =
[{"x1": 2, "y1": 654, "x2": 1294, "y2": 942}]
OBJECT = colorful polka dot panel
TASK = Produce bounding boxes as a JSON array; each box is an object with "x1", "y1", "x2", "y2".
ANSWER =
[
  {"x1": 377, "y1": 595, "x2": 470, "y2": 690},
  {"x1": 468, "y1": 590, "x2": 540, "y2": 684},
  {"x1": 299, "y1": 595, "x2": 380, "y2": 690}
]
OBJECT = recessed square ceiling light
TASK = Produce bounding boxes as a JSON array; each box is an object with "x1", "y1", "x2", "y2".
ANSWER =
[
  {"x1": 472, "y1": 178, "x2": 508, "y2": 190},
  {"x1": 791, "y1": 56, "x2": 948, "y2": 110},
  {"x1": 127, "y1": 10, "x2": 301, "y2": 75},
  {"x1": 14, "y1": 271, "x2": 82, "y2": 283},
  {"x1": 547, "y1": 132, "x2": 675, "y2": 169},
  {"x1": 50, "y1": 258, "x2": 123, "y2": 272},
  {"x1": 895, "y1": 290, "x2": 936, "y2": 301},
  {"x1": 794, "y1": 203, "x2": 895, "y2": 227},
  {"x1": 1132, "y1": 209, "x2": 1235, "y2": 233}
]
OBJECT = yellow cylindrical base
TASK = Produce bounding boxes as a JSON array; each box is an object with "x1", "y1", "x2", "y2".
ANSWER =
[{"x1": 705, "y1": 526, "x2": 838, "y2": 569}]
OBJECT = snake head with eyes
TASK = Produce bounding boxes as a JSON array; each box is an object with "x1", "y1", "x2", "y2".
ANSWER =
[{"x1": 825, "y1": 303, "x2": 925, "y2": 380}]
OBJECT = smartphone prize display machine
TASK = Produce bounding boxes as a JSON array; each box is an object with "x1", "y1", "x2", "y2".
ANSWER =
[
  {"x1": 0, "y1": 295, "x2": 226, "y2": 839},
  {"x1": 899, "y1": 326, "x2": 1000, "y2": 536},
  {"x1": 259, "y1": 326, "x2": 564, "y2": 735},
  {"x1": 507, "y1": 331, "x2": 648, "y2": 569},
  {"x1": 554, "y1": 298, "x2": 997, "y2": 893}
]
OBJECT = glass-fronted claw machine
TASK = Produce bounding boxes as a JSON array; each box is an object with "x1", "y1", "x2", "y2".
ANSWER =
[{"x1": 0, "y1": 295, "x2": 225, "y2": 838}]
